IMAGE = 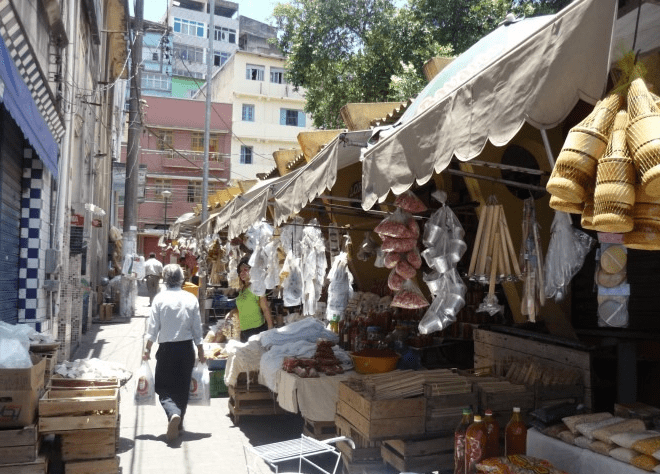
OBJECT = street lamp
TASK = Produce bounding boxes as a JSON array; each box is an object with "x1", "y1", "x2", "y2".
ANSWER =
[{"x1": 162, "y1": 189, "x2": 172, "y2": 239}]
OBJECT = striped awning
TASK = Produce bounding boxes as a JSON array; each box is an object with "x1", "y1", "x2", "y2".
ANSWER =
[{"x1": 0, "y1": 0, "x2": 64, "y2": 172}]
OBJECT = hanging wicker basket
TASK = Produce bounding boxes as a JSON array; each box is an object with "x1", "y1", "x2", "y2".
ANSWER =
[
  {"x1": 623, "y1": 184, "x2": 660, "y2": 249},
  {"x1": 593, "y1": 110, "x2": 635, "y2": 233},
  {"x1": 626, "y1": 78, "x2": 660, "y2": 196},
  {"x1": 547, "y1": 93, "x2": 621, "y2": 202},
  {"x1": 549, "y1": 195, "x2": 584, "y2": 214}
]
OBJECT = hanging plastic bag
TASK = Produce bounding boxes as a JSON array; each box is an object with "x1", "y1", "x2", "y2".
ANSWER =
[
  {"x1": 418, "y1": 294, "x2": 455, "y2": 334},
  {"x1": 134, "y1": 360, "x2": 156, "y2": 406},
  {"x1": 375, "y1": 209, "x2": 416, "y2": 239},
  {"x1": 391, "y1": 279, "x2": 429, "y2": 309},
  {"x1": 394, "y1": 190, "x2": 428, "y2": 213},
  {"x1": 388, "y1": 268, "x2": 404, "y2": 292},
  {"x1": 381, "y1": 236, "x2": 418, "y2": 253},
  {"x1": 188, "y1": 361, "x2": 210, "y2": 406},
  {"x1": 373, "y1": 247, "x2": 385, "y2": 268},
  {"x1": 383, "y1": 251, "x2": 402, "y2": 269},
  {"x1": 406, "y1": 248, "x2": 422, "y2": 269},
  {"x1": 395, "y1": 259, "x2": 417, "y2": 280},
  {"x1": 356, "y1": 232, "x2": 378, "y2": 261},
  {"x1": 282, "y1": 254, "x2": 303, "y2": 307}
]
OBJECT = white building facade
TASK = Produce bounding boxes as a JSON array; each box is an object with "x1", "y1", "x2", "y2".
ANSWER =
[{"x1": 209, "y1": 51, "x2": 314, "y2": 180}]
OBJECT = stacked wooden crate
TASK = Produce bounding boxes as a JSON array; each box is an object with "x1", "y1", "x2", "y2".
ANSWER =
[
  {"x1": 0, "y1": 425, "x2": 47, "y2": 474},
  {"x1": 335, "y1": 370, "x2": 476, "y2": 473},
  {"x1": 39, "y1": 387, "x2": 120, "y2": 474},
  {"x1": 228, "y1": 371, "x2": 285, "y2": 424},
  {"x1": 302, "y1": 418, "x2": 337, "y2": 440}
]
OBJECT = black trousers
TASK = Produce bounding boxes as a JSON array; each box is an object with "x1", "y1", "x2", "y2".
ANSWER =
[
  {"x1": 154, "y1": 340, "x2": 195, "y2": 422},
  {"x1": 240, "y1": 322, "x2": 268, "y2": 343}
]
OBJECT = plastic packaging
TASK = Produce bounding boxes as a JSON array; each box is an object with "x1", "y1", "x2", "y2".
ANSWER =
[
  {"x1": 188, "y1": 361, "x2": 210, "y2": 406},
  {"x1": 392, "y1": 279, "x2": 429, "y2": 309},
  {"x1": 394, "y1": 190, "x2": 428, "y2": 213},
  {"x1": 381, "y1": 236, "x2": 418, "y2": 253},
  {"x1": 388, "y1": 269, "x2": 404, "y2": 292},
  {"x1": 544, "y1": 212, "x2": 595, "y2": 301},
  {"x1": 356, "y1": 232, "x2": 378, "y2": 261},
  {"x1": 375, "y1": 208, "x2": 416, "y2": 239},
  {"x1": 383, "y1": 251, "x2": 402, "y2": 269},
  {"x1": 134, "y1": 360, "x2": 156, "y2": 406}
]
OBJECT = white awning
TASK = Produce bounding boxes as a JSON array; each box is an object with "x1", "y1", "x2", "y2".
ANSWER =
[
  {"x1": 271, "y1": 135, "x2": 363, "y2": 226},
  {"x1": 360, "y1": 0, "x2": 617, "y2": 209}
]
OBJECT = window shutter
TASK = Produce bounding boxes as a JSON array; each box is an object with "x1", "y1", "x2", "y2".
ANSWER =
[
  {"x1": 298, "y1": 111, "x2": 306, "y2": 127},
  {"x1": 280, "y1": 109, "x2": 286, "y2": 125}
]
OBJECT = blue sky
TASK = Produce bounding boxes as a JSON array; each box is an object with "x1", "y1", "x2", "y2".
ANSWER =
[{"x1": 140, "y1": 0, "x2": 281, "y2": 25}]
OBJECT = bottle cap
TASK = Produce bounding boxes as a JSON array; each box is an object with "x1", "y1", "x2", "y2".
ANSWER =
[
  {"x1": 485, "y1": 409, "x2": 493, "y2": 416},
  {"x1": 473, "y1": 415, "x2": 482, "y2": 422},
  {"x1": 513, "y1": 407, "x2": 520, "y2": 412},
  {"x1": 462, "y1": 408, "x2": 472, "y2": 415}
]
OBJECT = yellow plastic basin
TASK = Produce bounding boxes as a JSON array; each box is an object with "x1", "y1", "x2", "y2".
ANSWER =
[{"x1": 350, "y1": 352, "x2": 400, "y2": 374}]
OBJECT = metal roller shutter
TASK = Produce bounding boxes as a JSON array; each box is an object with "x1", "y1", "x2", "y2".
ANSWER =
[{"x1": 0, "y1": 108, "x2": 24, "y2": 323}]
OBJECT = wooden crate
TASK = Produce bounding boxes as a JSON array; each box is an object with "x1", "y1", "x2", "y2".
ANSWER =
[
  {"x1": 335, "y1": 414, "x2": 378, "y2": 450},
  {"x1": 38, "y1": 388, "x2": 119, "y2": 434},
  {"x1": 381, "y1": 439, "x2": 454, "y2": 473},
  {"x1": 302, "y1": 418, "x2": 336, "y2": 440},
  {"x1": 49, "y1": 377, "x2": 120, "y2": 391},
  {"x1": 60, "y1": 428, "x2": 117, "y2": 461},
  {"x1": 0, "y1": 456, "x2": 47, "y2": 474},
  {"x1": 336, "y1": 440, "x2": 382, "y2": 463},
  {"x1": 65, "y1": 456, "x2": 119, "y2": 474},
  {"x1": 336, "y1": 381, "x2": 426, "y2": 440},
  {"x1": 425, "y1": 390, "x2": 479, "y2": 435},
  {"x1": 0, "y1": 425, "x2": 38, "y2": 465},
  {"x1": 227, "y1": 384, "x2": 285, "y2": 423},
  {"x1": 473, "y1": 328, "x2": 593, "y2": 408},
  {"x1": 533, "y1": 383, "x2": 584, "y2": 409},
  {"x1": 342, "y1": 456, "x2": 395, "y2": 474}
]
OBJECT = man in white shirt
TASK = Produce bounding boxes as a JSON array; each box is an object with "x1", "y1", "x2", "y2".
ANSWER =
[{"x1": 144, "y1": 252, "x2": 163, "y2": 306}]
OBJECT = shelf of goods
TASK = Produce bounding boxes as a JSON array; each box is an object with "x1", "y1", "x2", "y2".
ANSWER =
[{"x1": 228, "y1": 372, "x2": 286, "y2": 424}]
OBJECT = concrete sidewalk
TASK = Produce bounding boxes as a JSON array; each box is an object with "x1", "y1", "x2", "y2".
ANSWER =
[{"x1": 73, "y1": 295, "x2": 313, "y2": 474}]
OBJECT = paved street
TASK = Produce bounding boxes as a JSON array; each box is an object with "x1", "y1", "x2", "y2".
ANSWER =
[{"x1": 72, "y1": 294, "x2": 312, "y2": 474}]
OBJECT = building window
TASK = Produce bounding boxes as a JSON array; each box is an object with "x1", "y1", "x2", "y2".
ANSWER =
[
  {"x1": 270, "y1": 68, "x2": 286, "y2": 84},
  {"x1": 214, "y1": 52, "x2": 230, "y2": 67},
  {"x1": 187, "y1": 181, "x2": 201, "y2": 203},
  {"x1": 213, "y1": 26, "x2": 236, "y2": 43},
  {"x1": 173, "y1": 44, "x2": 205, "y2": 64},
  {"x1": 157, "y1": 130, "x2": 173, "y2": 151},
  {"x1": 174, "y1": 18, "x2": 205, "y2": 37},
  {"x1": 191, "y1": 132, "x2": 204, "y2": 152},
  {"x1": 242, "y1": 104, "x2": 255, "y2": 122},
  {"x1": 152, "y1": 52, "x2": 159, "y2": 61},
  {"x1": 280, "y1": 108, "x2": 306, "y2": 127},
  {"x1": 154, "y1": 179, "x2": 172, "y2": 200},
  {"x1": 141, "y1": 73, "x2": 171, "y2": 91},
  {"x1": 246, "y1": 64, "x2": 265, "y2": 81},
  {"x1": 240, "y1": 146, "x2": 253, "y2": 164},
  {"x1": 209, "y1": 134, "x2": 220, "y2": 153}
]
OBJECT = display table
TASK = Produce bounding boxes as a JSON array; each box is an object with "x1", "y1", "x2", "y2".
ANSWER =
[
  {"x1": 274, "y1": 370, "x2": 353, "y2": 422},
  {"x1": 527, "y1": 428, "x2": 648, "y2": 474}
]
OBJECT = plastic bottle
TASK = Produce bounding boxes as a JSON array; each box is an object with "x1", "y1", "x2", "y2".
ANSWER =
[
  {"x1": 505, "y1": 407, "x2": 527, "y2": 456},
  {"x1": 465, "y1": 415, "x2": 487, "y2": 474},
  {"x1": 483, "y1": 409, "x2": 500, "y2": 459},
  {"x1": 454, "y1": 408, "x2": 472, "y2": 474}
]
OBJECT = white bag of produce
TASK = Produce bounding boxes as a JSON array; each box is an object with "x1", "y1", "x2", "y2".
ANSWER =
[
  {"x1": 188, "y1": 361, "x2": 210, "y2": 406},
  {"x1": 134, "y1": 360, "x2": 156, "y2": 405}
]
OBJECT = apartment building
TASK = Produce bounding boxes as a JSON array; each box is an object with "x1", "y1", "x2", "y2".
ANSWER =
[{"x1": 118, "y1": 96, "x2": 231, "y2": 259}]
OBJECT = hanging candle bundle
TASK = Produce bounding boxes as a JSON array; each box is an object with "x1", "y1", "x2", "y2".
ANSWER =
[{"x1": 519, "y1": 198, "x2": 545, "y2": 322}]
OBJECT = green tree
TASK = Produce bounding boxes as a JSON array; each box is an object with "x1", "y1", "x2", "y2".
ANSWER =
[{"x1": 274, "y1": 0, "x2": 572, "y2": 128}]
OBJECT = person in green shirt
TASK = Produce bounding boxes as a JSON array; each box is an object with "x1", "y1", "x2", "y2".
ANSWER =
[{"x1": 228, "y1": 256, "x2": 274, "y2": 342}]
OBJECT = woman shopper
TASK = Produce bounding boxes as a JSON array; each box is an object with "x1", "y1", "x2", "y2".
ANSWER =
[
  {"x1": 228, "y1": 256, "x2": 274, "y2": 342},
  {"x1": 143, "y1": 264, "x2": 205, "y2": 442}
]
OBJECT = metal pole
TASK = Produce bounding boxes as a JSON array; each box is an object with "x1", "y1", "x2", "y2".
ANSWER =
[
  {"x1": 199, "y1": 0, "x2": 215, "y2": 324},
  {"x1": 162, "y1": 190, "x2": 171, "y2": 263},
  {"x1": 121, "y1": 0, "x2": 143, "y2": 318}
]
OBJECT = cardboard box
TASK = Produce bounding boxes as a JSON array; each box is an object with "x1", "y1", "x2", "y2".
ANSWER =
[{"x1": 0, "y1": 357, "x2": 46, "y2": 428}]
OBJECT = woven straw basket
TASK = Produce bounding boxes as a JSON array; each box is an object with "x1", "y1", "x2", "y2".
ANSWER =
[
  {"x1": 626, "y1": 78, "x2": 660, "y2": 196},
  {"x1": 623, "y1": 184, "x2": 660, "y2": 249},
  {"x1": 549, "y1": 195, "x2": 584, "y2": 214},
  {"x1": 547, "y1": 93, "x2": 621, "y2": 202},
  {"x1": 593, "y1": 110, "x2": 635, "y2": 233},
  {"x1": 581, "y1": 191, "x2": 596, "y2": 230}
]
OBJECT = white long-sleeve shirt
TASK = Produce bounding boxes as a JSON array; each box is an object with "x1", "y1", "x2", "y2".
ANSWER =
[
  {"x1": 144, "y1": 258, "x2": 163, "y2": 277},
  {"x1": 145, "y1": 287, "x2": 203, "y2": 346}
]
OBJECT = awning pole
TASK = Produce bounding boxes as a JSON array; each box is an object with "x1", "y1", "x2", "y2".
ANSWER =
[
  {"x1": 540, "y1": 129, "x2": 556, "y2": 168},
  {"x1": 444, "y1": 168, "x2": 547, "y2": 193}
]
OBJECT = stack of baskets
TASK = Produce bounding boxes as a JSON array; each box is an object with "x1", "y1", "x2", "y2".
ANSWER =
[{"x1": 547, "y1": 77, "x2": 660, "y2": 249}]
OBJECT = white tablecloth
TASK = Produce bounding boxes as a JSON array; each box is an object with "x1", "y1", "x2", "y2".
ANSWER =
[
  {"x1": 271, "y1": 370, "x2": 353, "y2": 422},
  {"x1": 527, "y1": 428, "x2": 649, "y2": 474}
]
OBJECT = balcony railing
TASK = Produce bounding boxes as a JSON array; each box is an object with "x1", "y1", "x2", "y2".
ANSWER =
[{"x1": 142, "y1": 148, "x2": 229, "y2": 170}]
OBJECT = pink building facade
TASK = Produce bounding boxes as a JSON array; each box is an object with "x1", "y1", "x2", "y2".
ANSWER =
[{"x1": 119, "y1": 96, "x2": 232, "y2": 264}]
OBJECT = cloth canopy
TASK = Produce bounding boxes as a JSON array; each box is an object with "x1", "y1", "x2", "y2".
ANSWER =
[
  {"x1": 360, "y1": 0, "x2": 617, "y2": 210},
  {"x1": 271, "y1": 136, "x2": 363, "y2": 226}
]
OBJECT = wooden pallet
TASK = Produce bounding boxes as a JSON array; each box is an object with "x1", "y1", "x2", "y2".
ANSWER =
[
  {"x1": 0, "y1": 456, "x2": 47, "y2": 474},
  {"x1": 65, "y1": 456, "x2": 119, "y2": 474},
  {"x1": 60, "y1": 428, "x2": 117, "y2": 461},
  {"x1": 303, "y1": 418, "x2": 337, "y2": 440},
  {"x1": 0, "y1": 425, "x2": 39, "y2": 465}
]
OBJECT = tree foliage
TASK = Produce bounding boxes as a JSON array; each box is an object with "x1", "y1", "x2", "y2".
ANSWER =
[{"x1": 273, "y1": 0, "x2": 573, "y2": 129}]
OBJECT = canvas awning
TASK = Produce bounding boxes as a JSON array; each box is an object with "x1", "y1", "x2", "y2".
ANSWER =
[
  {"x1": 271, "y1": 135, "x2": 363, "y2": 226},
  {"x1": 360, "y1": 0, "x2": 617, "y2": 210}
]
